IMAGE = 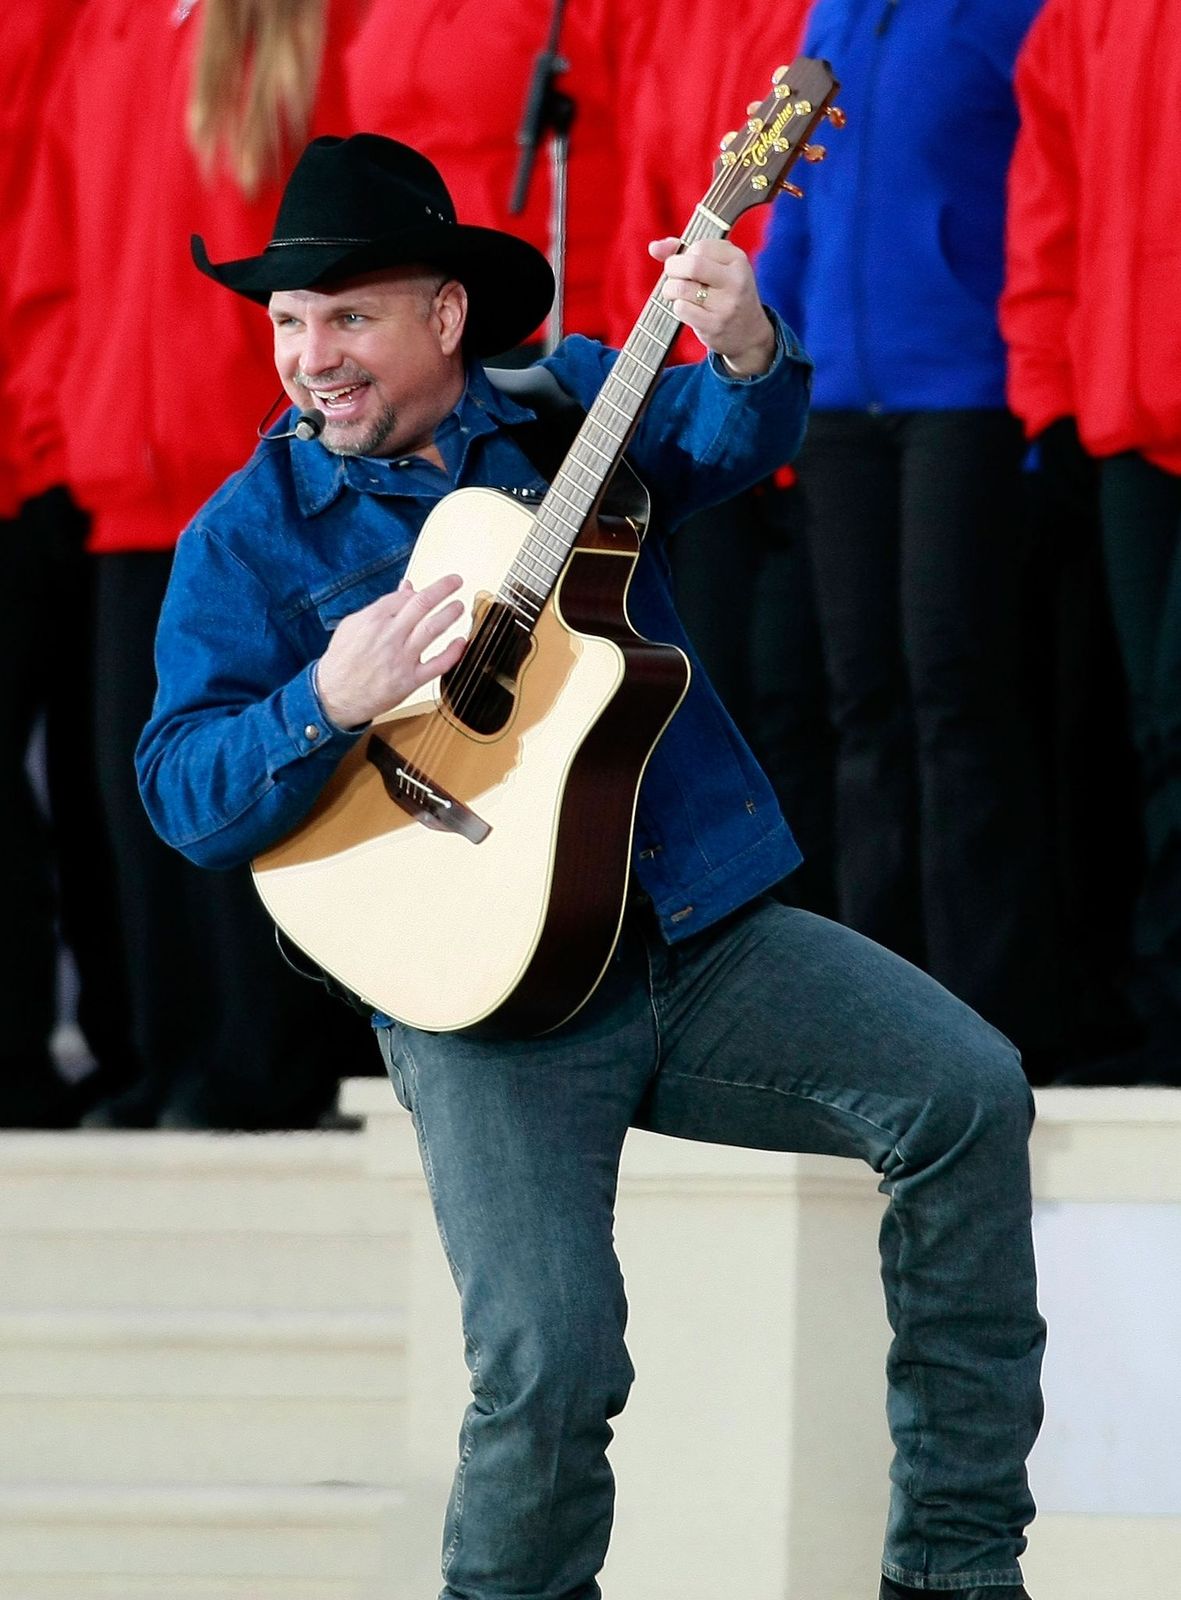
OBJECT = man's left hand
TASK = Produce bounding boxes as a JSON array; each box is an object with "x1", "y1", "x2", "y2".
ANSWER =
[{"x1": 650, "y1": 237, "x2": 776, "y2": 378}]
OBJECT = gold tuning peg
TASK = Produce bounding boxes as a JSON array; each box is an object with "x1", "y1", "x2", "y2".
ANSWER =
[
  {"x1": 802, "y1": 143, "x2": 827, "y2": 162},
  {"x1": 747, "y1": 99, "x2": 763, "y2": 115},
  {"x1": 825, "y1": 104, "x2": 848, "y2": 128},
  {"x1": 780, "y1": 180, "x2": 805, "y2": 199},
  {"x1": 771, "y1": 64, "x2": 791, "y2": 85},
  {"x1": 719, "y1": 130, "x2": 738, "y2": 150}
]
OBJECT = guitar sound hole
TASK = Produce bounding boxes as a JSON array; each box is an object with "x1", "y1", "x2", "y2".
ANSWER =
[{"x1": 441, "y1": 600, "x2": 533, "y2": 736}]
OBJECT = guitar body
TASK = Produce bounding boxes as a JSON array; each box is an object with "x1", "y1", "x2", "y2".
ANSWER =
[{"x1": 253, "y1": 486, "x2": 690, "y2": 1035}]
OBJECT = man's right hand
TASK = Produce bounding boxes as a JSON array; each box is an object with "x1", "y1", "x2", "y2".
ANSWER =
[{"x1": 314, "y1": 572, "x2": 467, "y2": 729}]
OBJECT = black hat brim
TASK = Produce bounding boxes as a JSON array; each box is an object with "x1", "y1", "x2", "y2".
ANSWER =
[{"x1": 191, "y1": 221, "x2": 555, "y2": 357}]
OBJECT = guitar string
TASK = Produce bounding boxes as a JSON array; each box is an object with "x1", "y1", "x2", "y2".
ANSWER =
[{"x1": 400, "y1": 81, "x2": 828, "y2": 798}]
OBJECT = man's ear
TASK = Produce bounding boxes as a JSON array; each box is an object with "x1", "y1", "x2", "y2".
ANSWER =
[{"x1": 436, "y1": 280, "x2": 468, "y2": 355}]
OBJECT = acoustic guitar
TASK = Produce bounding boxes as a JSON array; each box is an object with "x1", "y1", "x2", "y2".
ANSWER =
[{"x1": 252, "y1": 58, "x2": 842, "y2": 1036}]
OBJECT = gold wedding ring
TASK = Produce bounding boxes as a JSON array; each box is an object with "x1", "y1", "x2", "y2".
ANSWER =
[{"x1": 694, "y1": 286, "x2": 710, "y2": 305}]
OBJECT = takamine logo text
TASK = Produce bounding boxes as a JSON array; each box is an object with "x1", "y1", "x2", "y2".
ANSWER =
[{"x1": 745, "y1": 101, "x2": 800, "y2": 168}]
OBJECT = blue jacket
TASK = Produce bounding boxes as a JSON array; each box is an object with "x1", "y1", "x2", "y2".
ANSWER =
[
  {"x1": 136, "y1": 330, "x2": 811, "y2": 944},
  {"x1": 755, "y1": 0, "x2": 1042, "y2": 412}
]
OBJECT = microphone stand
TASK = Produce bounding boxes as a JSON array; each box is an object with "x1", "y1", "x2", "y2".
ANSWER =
[{"x1": 509, "y1": 0, "x2": 575, "y2": 354}]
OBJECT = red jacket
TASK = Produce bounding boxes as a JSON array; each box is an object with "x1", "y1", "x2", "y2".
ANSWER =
[
  {"x1": 1002, "y1": 0, "x2": 1181, "y2": 472},
  {"x1": 345, "y1": 0, "x2": 619, "y2": 341},
  {"x1": 9, "y1": 0, "x2": 362, "y2": 552},
  {"x1": 0, "y1": 1, "x2": 83, "y2": 518},
  {"x1": 598, "y1": 0, "x2": 812, "y2": 356}
]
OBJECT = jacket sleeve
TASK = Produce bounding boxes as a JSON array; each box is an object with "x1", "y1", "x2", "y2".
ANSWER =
[
  {"x1": 135, "y1": 514, "x2": 363, "y2": 871},
  {"x1": 1000, "y1": 1, "x2": 1078, "y2": 438},
  {"x1": 542, "y1": 317, "x2": 812, "y2": 529}
]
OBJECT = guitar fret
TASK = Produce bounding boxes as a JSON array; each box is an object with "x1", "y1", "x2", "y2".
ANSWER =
[
  {"x1": 619, "y1": 342, "x2": 658, "y2": 371},
  {"x1": 505, "y1": 579, "x2": 539, "y2": 606},
  {"x1": 534, "y1": 502, "x2": 569, "y2": 540},
  {"x1": 632, "y1": 321, "x2": 667, "y2": 348},
  {"x1": 563, "y1": 457, "x2": 601, "y2": 494},
  {"x1": 515, "y1": 531, "x2": 560, "y2": 569},
  {"x1": 506, "y1": 573, "x2": 545, "y2": 603},
  {"x1": 494, "y1": 590, "x2": 536, "y2": 623},
  {"x1": 549, "y1": 481, "x2": 591, "y2": 518},
  {"x1": 575, "y1": 435, "x2": 614, "y2": 464},
  {"x1": 529, "y1": 525, "x2": 566, "y2": 557},
  {"x1": 593, "y1": 393, "x2": 631, "y2": 422},
  {"x1": 539, "y1": 503, "x2": 581, "y2": 541},
  {"x1": 516, "y1": 547, "x2": 560, "y2": 581}
]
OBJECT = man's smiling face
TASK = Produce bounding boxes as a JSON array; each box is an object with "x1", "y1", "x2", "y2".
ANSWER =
[{"x1": 269, "y1": 268, "x2": 467, "y2": 459}]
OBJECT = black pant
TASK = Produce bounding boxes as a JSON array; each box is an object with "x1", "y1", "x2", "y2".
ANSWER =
[
  {"x1": 1021, "y1": 421, "x2": 1140, "y2": 1055},
  {"x1": 1099, "y1": 452, "x2": 1181, "y2": 966},
  {"x1": 94, "y1": 551, "x2": 376, "y2": 1127},
  {"x1": 0, "y1": 492, "x2": 136, "y2": 1111},
  {"x1": 795, "y1": 409, "x2": 1057, "y2": 1053},
  {"x1": 670, "y1": 485, "x2": 837, "y2": 918}
]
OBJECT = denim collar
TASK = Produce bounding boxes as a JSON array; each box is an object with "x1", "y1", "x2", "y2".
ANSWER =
[{"x1": 286, "y1": 364, "x2": 538, "y2": 518}]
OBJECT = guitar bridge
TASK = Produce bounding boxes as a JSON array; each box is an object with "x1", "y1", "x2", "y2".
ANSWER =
[{"x1": 366, "y1": 735, "x2": 492, "y2": 844}]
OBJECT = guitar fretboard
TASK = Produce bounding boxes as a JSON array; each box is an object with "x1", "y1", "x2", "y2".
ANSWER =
[{"x1": 499, "y1": 205, "x2": 730, "y2": 624}]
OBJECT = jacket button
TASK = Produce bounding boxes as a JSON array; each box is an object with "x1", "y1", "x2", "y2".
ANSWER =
[{"x1": 304, "y1": 724, "x2": 321, "y2": 742}]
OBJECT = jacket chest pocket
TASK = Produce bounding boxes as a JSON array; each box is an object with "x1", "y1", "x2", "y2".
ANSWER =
[{"x1": 310, "y1": 551, "x2": 413, "y2": 634}]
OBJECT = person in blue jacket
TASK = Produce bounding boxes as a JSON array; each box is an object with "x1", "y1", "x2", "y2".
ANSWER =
[
  {"x1": 756, "y1": 0, "x2": 1057, "y2": 1068},
  {"x1": 138, "y1": 135, "x2": 1044, "y2": 1600}
]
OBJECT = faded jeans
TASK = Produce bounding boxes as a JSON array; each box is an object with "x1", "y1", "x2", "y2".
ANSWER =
[{"x1": 378, "y1": 897, "x2": 1045, "y2": 1597}]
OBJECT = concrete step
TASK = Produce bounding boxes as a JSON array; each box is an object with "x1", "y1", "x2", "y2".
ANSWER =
[
  {"x1": 0, "y1": 1482, "x2": 404, "y2": 1600},
  {"x1": 0, "y1": 1131, "x2": 407, "y2": 1313},
  {"x1": 0, "y1": 1311, "x2": 406, "y2": 1487}
]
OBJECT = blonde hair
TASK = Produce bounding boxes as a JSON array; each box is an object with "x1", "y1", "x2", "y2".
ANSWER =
[{"x1": 187, "y1": 0, "x2": 327, "y2": 198}]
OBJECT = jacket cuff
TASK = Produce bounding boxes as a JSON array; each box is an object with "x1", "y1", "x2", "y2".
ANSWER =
[
  {"x1": 278, "y1": 661, "x2": 364, "y2": 765},
  {"x1": 707, "y1": 310, "x2": 805, "y2": 384}
]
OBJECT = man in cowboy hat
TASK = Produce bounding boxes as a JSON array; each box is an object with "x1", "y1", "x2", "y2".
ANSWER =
[{"x1": 138, "y1": 134, "x2": 1043, "y2": 1600}]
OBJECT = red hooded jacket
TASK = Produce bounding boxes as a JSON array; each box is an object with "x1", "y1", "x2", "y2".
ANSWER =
[
  {"x1": 1002, "y1": 0, "x2": 1181, "y2": 472},
  {"x1": 0, "y1": 1, "x2": 84, "y2": 518},
  {"x1": 9, "y1": 0, "x2": 362, "y2": 552},
  {"x1": 597, "y1": 0, "x2": 812, "y2": 356},
  {"x1": 344, "y1": 0, "x2": 619, "y2": 341}
]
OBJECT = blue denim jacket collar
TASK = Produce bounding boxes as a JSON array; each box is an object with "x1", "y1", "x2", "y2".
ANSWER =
[{"x1": 283, "y1": 365, "x2": 538, "y2": 518}]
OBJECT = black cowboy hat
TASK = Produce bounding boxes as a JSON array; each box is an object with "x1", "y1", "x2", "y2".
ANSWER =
[{"x1": 191, "y1": 134, "x2": 555, "y2": 356}]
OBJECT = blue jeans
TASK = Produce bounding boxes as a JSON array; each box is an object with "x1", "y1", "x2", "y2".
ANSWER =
[{"x1": 379, "y1": 898, "x2": 1045, "y2": 1597}]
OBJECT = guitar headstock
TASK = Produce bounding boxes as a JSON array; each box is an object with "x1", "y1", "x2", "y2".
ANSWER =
[{"x1": 710, "y1": 58, "x2": 844, "y2": 225}]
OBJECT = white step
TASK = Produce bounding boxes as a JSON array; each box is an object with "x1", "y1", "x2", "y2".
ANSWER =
[
  {"x1": 0, "y1": 1310, "x2": 406, "y2": 1487},
  {"x1": 0, "y1": 1483, "x2": 404, "y2": 1600},
  {"x1": 0, "y1": 1132, "x2": 407, "y2": 1313}
]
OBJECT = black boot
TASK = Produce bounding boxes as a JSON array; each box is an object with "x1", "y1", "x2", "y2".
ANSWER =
[{"x1": 880, "y1": 1579, "x2": 1031, "y2": 1600}]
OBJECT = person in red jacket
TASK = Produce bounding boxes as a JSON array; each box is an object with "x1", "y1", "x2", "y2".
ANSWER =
[
  {"x1": 0, "y1": 1, "x2": 139, "y2": 1126},
  {"x1": 1002, "y1": 0, "x2": 1181, "y2": 1073},
  {"x1": 344, "y1": 0, "x2": 619, "y2": 343},
  {"x1": 8, "y1": 0, "x2": 376, "y2": 1128},
  {"x1": 597, "y1": 0, "x2": 811, "y2": 350}
]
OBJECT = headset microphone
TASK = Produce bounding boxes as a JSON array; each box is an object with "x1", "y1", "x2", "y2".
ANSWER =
[
  {"x1": 290, "y1": 409, "x2": 326, "y2": 440},
  {"x1": 255, "y1": 394, "x2": 327, "y2": 442}
]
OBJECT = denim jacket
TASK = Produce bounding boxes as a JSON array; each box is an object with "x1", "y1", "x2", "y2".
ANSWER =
[{"x1": 136, "y1": 328, "x2": 811, "y2": 943}]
